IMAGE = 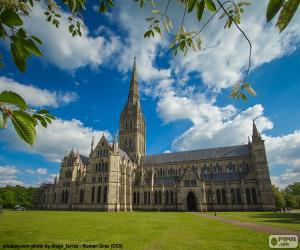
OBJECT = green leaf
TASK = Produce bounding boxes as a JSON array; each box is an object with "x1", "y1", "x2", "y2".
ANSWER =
[
  {"x1": 99, "y1": 2, "x2": 106, "y2": 12},
  {"x1": 244, "y1": 84, "x2": 257, "y2": 96},
  {"x1": 0, "y1": 113, "x2": 3, "y2": 128},
  {"x1": 69, "y1": 0, "x2": 77, "y2": 12},
  {"x1": 240, "y1": 92, "x2": 248, "y2": 101},
  {"x1": 46, "y1": 114, "x2": 56, "y2": 120},
  {"x1": 0, "y1": 91, "x2": 28, "y2": 109},
  {"x1": 266, "y1": 0, "x2": 284, "y2": 21},
  {"x1": 23, "y1": 39, "x2": 43, "y2": 57},
  {"x1": 188, "y1": 0, "x2": 197, "y2": 12},
  {"x1": 205, "y1": 0, "x2": 217, "y2": 12},
  {"x1": 31, "y1": 36, "x2": 43, "y2": 45},
  {"x1": 11, "y1": 43, "x2": 26, "y2": 72},
  {"x1": 163, "y1": 20, "x2": 170, "y2": 32},
  {"x1": 0, "y1": 9, "x2": 23, "y2": 27},
  {"x1": 151, "y1": 9, "x2": 160, "y2": 14},
  {"x1": 33, "y1": 114, "x2": 47, "y2": 128},
  {"x1": 197, "y1": 0, "x2": 205, "y2": 21},
  {"x1": 37, "y1": 109, "x2": 50, "y2": 114},
  {"x1": 276, "y1": 0, "x2": 300, "y2": 32},
  {"x1": 11, "y1": 110, "x2": 36, "y2": 145},
  {"x1": 154, "y1": 26, "x2": 161, "y2": 35}
]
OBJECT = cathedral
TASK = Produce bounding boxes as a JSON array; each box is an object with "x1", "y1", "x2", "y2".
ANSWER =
[{"x1": 36, "y1": 59, "x2": 275, "y2": 212}]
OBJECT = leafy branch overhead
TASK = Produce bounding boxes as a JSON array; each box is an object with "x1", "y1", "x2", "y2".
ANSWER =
[
  {"x1": 0, "y1": 0, "x2": 299, "y2": 95},
  {"x1": 0, "y1": 91, "x2": 55, "y2": 145}
]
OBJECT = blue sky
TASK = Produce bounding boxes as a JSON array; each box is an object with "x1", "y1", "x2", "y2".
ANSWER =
[{"x1": 0, "y1": 0, "x2": 300, "y2": 188}]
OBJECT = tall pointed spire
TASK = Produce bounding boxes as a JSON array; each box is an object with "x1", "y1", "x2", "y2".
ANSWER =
[
  {"x1": 127, "y1": 57, "x2": 140, "y2": 107},
  {"x1": 252, "y1": 120, "x2": 261, "y2": 142}
]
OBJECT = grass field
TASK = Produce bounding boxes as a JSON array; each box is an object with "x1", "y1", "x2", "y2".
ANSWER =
[
  {"x1": 0, "y1": 210, "x2": 297, "y2": 250},
  {"x1": 208, "y1": 210, "x2": 300, "y2": 231}
]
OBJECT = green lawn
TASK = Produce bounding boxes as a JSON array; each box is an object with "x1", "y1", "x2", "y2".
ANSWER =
[
  {"x1": 0, "y1": 211, "x2": 273, "y2": 250},
  {"x1": 207, "y1": 210, "x2": 300, "y2": 231}
]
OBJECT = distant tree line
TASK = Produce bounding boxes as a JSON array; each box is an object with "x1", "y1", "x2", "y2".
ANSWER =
[
  {"x1": 0, "y1": 185, "x2": 38, "y2": 208},
  {"x1": 272, "y1": 182, "x2": 300, "y2": 210}
]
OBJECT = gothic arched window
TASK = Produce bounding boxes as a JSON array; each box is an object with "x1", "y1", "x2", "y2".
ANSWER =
[
  {"x1": 154, "y1": 191, "x2": 158, "y2": 204},
  {"x1": 230, "y1": 188, "x2": 236, "y2": 205},
  {"x1": 251, "y1": 188, "x2": 257, "y2": 204},
  {"x1": 246, "y1": 188, "x2": 251, "y2": 204},
  {"x1": 166, "y1": 190, "x2": 169, "y2": 204},
  {"x1": 221, "y1": 189, "x2": 227, "y2": 204},
  {"x1": 236, "y1": 188, "x2": 242, "y2": 204},
  {"x1": 170, "y1": 191, "x2": 174, "y2": 204},
  {"x1": 91, "y1": 186, "x2": 95, "y2": 203},
  {"x1": 80, "y1": 189, "x2": 84, "y2": 203},
  {"x1": 144, "y1": 191, "x2": 147, "y2": 204},
  {"x1": 97, "y1": 186, "x2": 101, "y2": 203},
  {"x1": 158, "y1": 191, "x2": 162, "y2": 204},
  {"x1": 148, "y1": 191, "x2": 150, "y2": 204},
  {"x1": 216, "y1": 189, "x2": 221, "y2": 204},
  {"x1": 103, "y1": 186, "x2": 107, "y2": 203}
]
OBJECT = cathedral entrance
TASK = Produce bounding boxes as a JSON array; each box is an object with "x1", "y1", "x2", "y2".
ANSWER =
[{"x1": 187, "y1": 192, "x2": 197, "y2": 211}]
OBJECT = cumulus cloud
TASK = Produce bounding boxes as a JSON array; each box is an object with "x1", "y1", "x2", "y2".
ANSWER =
[
  {"x1": 23, "y1": 2, "x2": 121, "y2": 71},
  {"x1": 0, "y1": 77, "x2": 78, "y2": 107},
  {"x1": 169, "y1": 1, "x2": 300, "y2": 90},
  {"x1": 109, "y1": 1, "x2": 171, "y2": 82},
  {"x1": 0, "y1": 118, "x2": 111, "y2": 162},
  {"x1": 0, "y1": 165, "x2": 27, "y2": 187},
  {"x1": 0, "y1": 165, "x2": 18, "y2": 176},
  {"x1": 36, "y1": 168, "x2": 48, "y2": 175}
]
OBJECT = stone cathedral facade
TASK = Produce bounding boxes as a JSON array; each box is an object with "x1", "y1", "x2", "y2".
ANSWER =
[{"x1": 36, "y1": 60, "x2": 275, "y2": 212}]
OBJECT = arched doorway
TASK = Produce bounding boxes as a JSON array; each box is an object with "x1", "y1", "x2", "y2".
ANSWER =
[{"x1": 187, "y1": 192, "x2": 197, "y2": 211}]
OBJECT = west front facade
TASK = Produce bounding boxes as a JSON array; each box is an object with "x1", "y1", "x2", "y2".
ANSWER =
[{"x1": 35, "y1": 59, "x2": 276, "y2": 212}]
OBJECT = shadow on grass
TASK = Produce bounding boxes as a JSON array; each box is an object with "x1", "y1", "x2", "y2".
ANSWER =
[{"x1": 249, "y1": 213, "x2": 300, "y2": 231}]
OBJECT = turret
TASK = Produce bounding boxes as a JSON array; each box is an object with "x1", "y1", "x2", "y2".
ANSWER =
[{"x1": 250, "y1": 120, "x2": 275, "y2": 210}]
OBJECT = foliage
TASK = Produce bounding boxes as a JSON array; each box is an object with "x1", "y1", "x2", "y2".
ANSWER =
[
  {"x1": 272, "y1": 185, "x2": 286, "y2": 209},
  {"x1": 266, "y1": 0, "x2": 300, "y2": 32},
  {"x1": 284, "y1": 182, "x2": 300, "y2": 208},
  {"x1": 0, "y1": 91, "x2": 55, "y2": 145},
  {"x1": 0, "y1": 0, "x2": 299, "y2": 107},
  {"x1": 284, "y1": 192, "x2": 297, "y2": 208},
  {"x1": 0, "y1": 185, "x2": 37, "y2": 208}
]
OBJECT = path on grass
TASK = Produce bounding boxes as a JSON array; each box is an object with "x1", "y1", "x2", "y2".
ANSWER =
[{"x1": 195, "y1": 213, "x2": 300, "y2": 237}]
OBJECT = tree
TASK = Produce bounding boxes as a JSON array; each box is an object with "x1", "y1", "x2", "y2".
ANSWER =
[
  {"x1": 284, "y1": 192, "x2": 297, "y2": 208},
  {"x1": 0, "y1": 0, "x2": 299, "y2": 144},
  {"x1": 284, "y1": 182, "x2": 300, "y2": 208},
  {"x1": 272, "y1": 185, "x2": 286, "y2": 209},
  {"x1": 0, "y1": 185, "x2": 37, "y2": 208}
]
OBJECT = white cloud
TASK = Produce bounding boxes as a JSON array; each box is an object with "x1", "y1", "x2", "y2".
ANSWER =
[
  {"x1": 169, "y1": 1, "x2": 300, "y2": 90},
  {"x1": 0, "y1": 165, "x2": 27, "y2": 187},
  {"x1": 0, "y1": 179, "x2": 28, "y2": 187},
  {"x1": 36, "y1": 168, "x2": 48, "y2": 175},
  {"x1": 109, "y1": 1, "x2": 171, "y2": 82},
  {"x1": 0, "y1": 77, "x2": 78, "y2": 107},
  {"x1": 0, "y1": 165, "x2": 18, "y2": 176},
  {"x1": 1, "y1": 118, "x2": 111, "y2": 162},
  {"x1": 23, "y1": 2, "x2": 121, "y2": 71}
]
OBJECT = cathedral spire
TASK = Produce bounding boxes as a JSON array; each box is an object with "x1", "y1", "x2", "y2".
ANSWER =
[
  {"x1": 127, "y1": 57, "x2": 140, "y2": 107},
  {"x1": 252, "y1": 120, "x2": 262, "y2": 142}
]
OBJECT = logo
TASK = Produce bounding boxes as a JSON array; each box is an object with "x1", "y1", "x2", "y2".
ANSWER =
[{"x1": 269, "y1": 235, "x2": 298, "y2": 248}]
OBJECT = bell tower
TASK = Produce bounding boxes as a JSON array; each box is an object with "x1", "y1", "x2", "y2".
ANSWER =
[{"x1": 119, "y1": 58, "x2": 146, "y2": 164}]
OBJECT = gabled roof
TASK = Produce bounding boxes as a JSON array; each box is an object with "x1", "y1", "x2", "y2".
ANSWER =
[
  {"x1": 142, "y1": 144, "x2": 250, "y2": 165},
  {"x1": 79, "y1": 155, "x2": 89, "y2": 165}
]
